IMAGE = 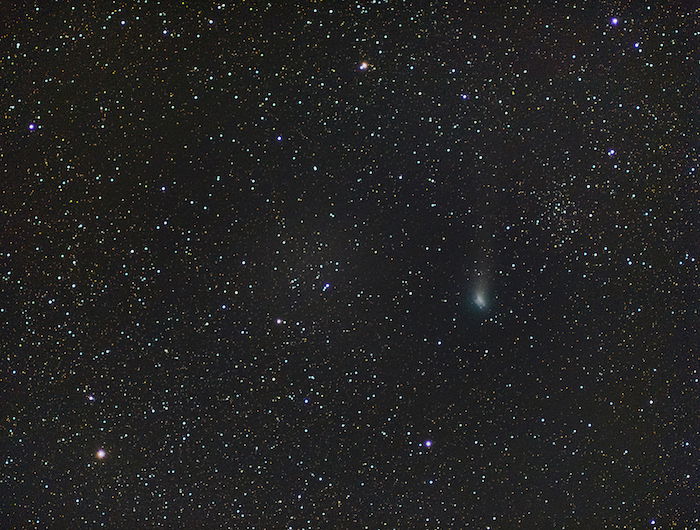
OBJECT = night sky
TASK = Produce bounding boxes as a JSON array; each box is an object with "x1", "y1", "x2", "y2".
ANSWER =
[{"x1": 2, "y1": 2, "x2": 697, "y2": 528}]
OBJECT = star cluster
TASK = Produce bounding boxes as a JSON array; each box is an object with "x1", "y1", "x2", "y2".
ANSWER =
[{"x1": 2, "y1": 2, "x2": 696, "y2": 528}]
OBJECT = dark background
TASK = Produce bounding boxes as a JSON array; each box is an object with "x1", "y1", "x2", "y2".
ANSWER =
[{"x1": 1, "y1": 1, "x2": 696, "y2": 528}]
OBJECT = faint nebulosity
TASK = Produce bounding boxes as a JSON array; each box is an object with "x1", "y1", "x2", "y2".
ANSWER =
[{"x1": 2, "y1": 2, "x2": 696, "y2": 528}]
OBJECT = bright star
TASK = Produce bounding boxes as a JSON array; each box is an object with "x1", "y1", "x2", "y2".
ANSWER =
[{"x1": 610, "y1": 17, "x2": 619, "y2": 26}]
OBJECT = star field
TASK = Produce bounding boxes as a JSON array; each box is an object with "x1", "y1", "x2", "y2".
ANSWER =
[{"x1": 2, "y1": 2, "x2": 697, "y2": 528}]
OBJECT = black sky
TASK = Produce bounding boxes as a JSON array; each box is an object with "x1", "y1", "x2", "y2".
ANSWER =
[{"x1": 2, "y1": 2, "x2": 697, "y2": 528}]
